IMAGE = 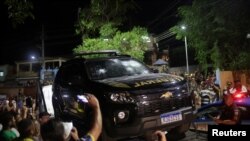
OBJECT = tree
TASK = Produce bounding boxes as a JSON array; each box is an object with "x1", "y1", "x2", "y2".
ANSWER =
[
  {"x1": 75, "y1": 0, "x2": 136, "y2": 39},
  {"x1": 74, "y1": 26, "x2": 149, "y2": 61},
  {"x1": 170, "y1": 0, "x2": 250, "y2": 71},
  {"x1": 74, "y1": 0, "x2": 149, "y2": 61},
  {"x1": 4, "y1": 0, "x2": 34, "y2": 28}
]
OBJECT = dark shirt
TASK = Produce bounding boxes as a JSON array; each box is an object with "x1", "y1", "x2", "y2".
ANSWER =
[
  {"x1": 219, "y1": 104, "x2": 241, "y2": 125},
  {"x1": 26, "y1": 97, "x2": 32, "y2": 108}
]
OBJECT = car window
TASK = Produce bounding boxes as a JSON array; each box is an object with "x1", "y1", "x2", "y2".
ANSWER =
[
  {"x1": 85, "y1": 58, "x2": 150, "y2": 80},
  {"x1": 59, "y1": 64, "x2": 85, "y2": 87},
  {"x1": 196, "y1": 106, "x2": 221, "y2": 120},
  {"x1": 62, "y1": 89, "x2": 86, "y2": 117},
  {"x1": 196, "y1": 105, "x2": 250, "y2": 121}
]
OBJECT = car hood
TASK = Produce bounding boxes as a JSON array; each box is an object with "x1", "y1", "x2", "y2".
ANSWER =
[
  {"x1": 94, "y1": 73, "x2": 185, "y2": 89},
  {"x1": 197, "y1": 97, "x2": 250, "y2": 113}
]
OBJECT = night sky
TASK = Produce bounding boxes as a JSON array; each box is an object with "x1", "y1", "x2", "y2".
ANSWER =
[{"x1": 0, "y1": 0, "x2": 190, "y2": 65}]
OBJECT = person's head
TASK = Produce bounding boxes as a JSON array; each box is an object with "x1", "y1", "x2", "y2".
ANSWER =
[
  {"x1": 41, "y1": 118, "x2": 65, "y2": 141},
  {"x1": 39, "y1": 112, "x2": 51, "y2": 125},
  {"x1": 200, "y1": 81, "x2": 207, "y2": 89},
  {"x1": 226, "y1": 81, "x2": 232, "y2": 87},
  {"x1": 223, "y1": 94, "x2": 234, "y2": 106},
  {"x1": 234, "y1": 80, "x2": 242, "y2": 89},
  {"x1": 0, "y1": 112, "x2": 16, "y2": 130},
  {"x1": 17, "y1": 118, "x2": 35, "y2": 138}
]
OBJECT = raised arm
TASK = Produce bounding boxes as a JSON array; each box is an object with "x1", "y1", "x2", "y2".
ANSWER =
[{"x1": 86, "y1": 94, "x2": 102, "y2": 141}]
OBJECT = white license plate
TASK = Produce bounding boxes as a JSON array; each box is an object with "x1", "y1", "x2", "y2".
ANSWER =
[{"x1": 160, "y1": 112, "x2": 182, "y2": 124}]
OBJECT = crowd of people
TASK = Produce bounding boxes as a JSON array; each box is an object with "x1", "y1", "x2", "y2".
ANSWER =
[
  {"x1": 187, "y1": 70, "x2": 249, "y2": 125},
  {"x1": 2, "y1": 70, "x2": 248, "y2": 141},
  {"x1": 187, "y1": 71, "x2": 221, "y2": 109},
  {"x1": 187, "y1": 70, "x2": 249, "y2": 109},
  {"x1": 0, "y1": 92, "x2": 167, "y2": 141}
]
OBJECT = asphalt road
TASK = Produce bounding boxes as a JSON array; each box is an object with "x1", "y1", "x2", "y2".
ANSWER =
[
  {"x1": 178, "y1": 130, "x2": 207, "y2": 141},
  {"x1": 119, "y1": 130, "x2": 207, "y2": 141}
]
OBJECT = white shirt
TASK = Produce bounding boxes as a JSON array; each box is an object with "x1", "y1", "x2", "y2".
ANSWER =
[{"x1": 229, "y1": 85, "x2": 248, "y2": 94}]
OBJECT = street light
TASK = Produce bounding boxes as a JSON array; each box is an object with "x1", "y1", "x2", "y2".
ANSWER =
[
  {"x1": 31, "y1": 55, "x2": 36, "y2": 60},
  {"x1": 181, "y1": 25, "x2": 189, "y2": 74}
]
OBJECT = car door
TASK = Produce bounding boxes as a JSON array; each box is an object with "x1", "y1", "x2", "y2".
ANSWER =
[{"x1": 53, "y1": 62, "x2": 91, "y2": 135}]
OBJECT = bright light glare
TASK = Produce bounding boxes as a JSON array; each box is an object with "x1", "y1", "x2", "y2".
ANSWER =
[
  {"x1": 129, "y1": 61, "x2": 140, "y2": 67},
  {"x1": 121, "y1": 61, "x2": 140, "y2": 67},
  {"x1": 99, "y1": 69, "x2": 106, "y2": 74},
  {"x1": 181, "y1": 25, "x2": 186, "y2": 30},
  {"x1": 31, "y1": 56, "x2": 36, "y2": 60}
]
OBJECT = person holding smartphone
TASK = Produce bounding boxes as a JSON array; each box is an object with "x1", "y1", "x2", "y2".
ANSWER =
[{"x1": 41, "y1": 94, "x2": 102, "y2": 141}]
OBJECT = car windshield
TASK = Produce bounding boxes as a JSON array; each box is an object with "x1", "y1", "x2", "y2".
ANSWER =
[{"x1": 85, "y1": 58, "x2": 151, "y2": 80}]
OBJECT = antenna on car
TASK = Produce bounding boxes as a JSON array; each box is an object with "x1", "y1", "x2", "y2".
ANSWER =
[{"x1": 73, "y1": 50, "x2": 120, "y2": 57}]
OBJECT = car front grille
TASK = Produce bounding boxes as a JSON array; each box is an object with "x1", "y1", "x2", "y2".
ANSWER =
[{"x1": 135, "y1": 89, "x2": 192, "y2": 117}]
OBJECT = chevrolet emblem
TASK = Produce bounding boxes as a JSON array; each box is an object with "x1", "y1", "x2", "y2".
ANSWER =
[{"x1": 160, "y1": 92, "x2": 173, "y2": 99}]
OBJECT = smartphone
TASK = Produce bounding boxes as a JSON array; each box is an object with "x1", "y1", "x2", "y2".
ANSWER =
[{"x1": 77, "y1": 95, "x2": 88, "y2": 103}]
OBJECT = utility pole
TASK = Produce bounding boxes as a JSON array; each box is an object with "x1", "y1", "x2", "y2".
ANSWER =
[
  {"x1": 184, "y1": 35, "x2": 189, "y2": 74},
  {"x1": 41, "y1": 25, "x2": 45, "y2": 69}
]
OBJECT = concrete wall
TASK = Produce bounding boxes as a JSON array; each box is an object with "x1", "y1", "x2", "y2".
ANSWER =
[
  {"x1": 0, "y1": 87, "x2": 20, "y2": 97},
  {"x1": 220, "y1": 70, "x2": 250, "y2": 90}
]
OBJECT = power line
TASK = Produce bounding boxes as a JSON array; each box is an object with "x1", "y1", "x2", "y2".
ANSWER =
[
  {"x1": 154, "y1": 30, "x2": 175, "y2": 42},
  {"x1": 147, "y1": 0, "x2": 181, "y2": 28}
]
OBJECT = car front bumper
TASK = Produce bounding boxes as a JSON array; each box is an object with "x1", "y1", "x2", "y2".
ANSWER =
[{"x1": 106, "y1": 106, "x2": 194, "y2": 138}]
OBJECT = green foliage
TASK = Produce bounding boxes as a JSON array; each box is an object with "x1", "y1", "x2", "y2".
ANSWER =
[
  {"x1": 99, "y1": 23, "x2": 118, "y2": 38},
  {"x1": 229, "y1": 52, "x2": 250, "y2": 70},
  {"x1": 74, "y1": 27, "x2": 149, "y2": 61},
  {"x1": 4, "y1": 0, "x2": 34, "y2": 28},
  {"x1": 210, "y1": 41, "x2": 220, "y2": 69},
  {"x1": 75, "y1": 0, "x2": 136, "y2": 38},
  {"x1": 74, "y1": 0, "x2": 148, "y2": 61},
  {"x1": 170, "y1": 0, "x2": 250, "y2": 71}
]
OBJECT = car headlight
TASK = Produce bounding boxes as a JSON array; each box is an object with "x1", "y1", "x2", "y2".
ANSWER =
[{"x1": 108, "y1": 92, "x2": 135, "y2": 103}]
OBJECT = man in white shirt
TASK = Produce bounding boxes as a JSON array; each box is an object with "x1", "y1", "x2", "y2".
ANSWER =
[{"x1": 229, "y1": 80, "x2": 248, "y2": 95}]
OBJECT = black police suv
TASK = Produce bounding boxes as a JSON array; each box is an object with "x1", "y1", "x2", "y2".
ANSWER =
[{"x1": 52, "y1": 51, "x2": 193, "y2": 141}]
